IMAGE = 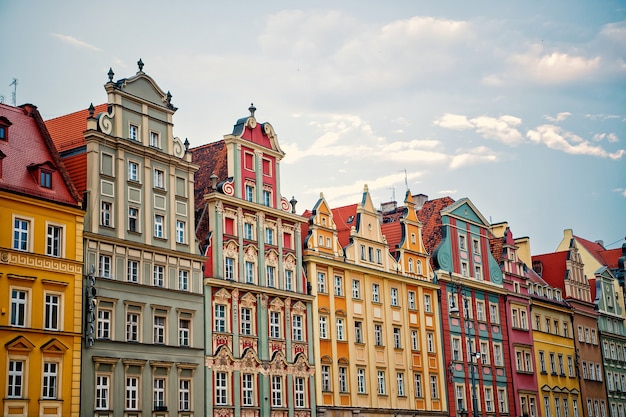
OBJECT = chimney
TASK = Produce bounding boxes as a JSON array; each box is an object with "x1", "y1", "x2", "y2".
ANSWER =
[{"x1": 413, "y1": 193, "x2": 428, "y2": 210}]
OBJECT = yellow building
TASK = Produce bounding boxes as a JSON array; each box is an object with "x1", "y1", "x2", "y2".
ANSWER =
[
  {"x1": 0, "y1": 103, "x2": 84, "y2": 417},
  {"x1": 302, "y1": 188, "x2": 446, "y2": 417},
  {"x1": 527, "y1": 270, "x2": 582, "y2": 417}
]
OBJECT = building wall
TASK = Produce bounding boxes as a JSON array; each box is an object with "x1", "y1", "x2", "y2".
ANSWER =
[{"x1": 0, "y1": 191, "x2": 85, "y2": 417}]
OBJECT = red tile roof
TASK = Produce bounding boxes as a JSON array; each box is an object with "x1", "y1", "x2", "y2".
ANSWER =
[
  {"x1": 531, "y1": 251, "x2": 569, "y2": 292},
  {"x1": 191, "y1": 141, "x2": 228, "y2": 211},
  {"x1": 61, "y1": 153, "x2": 87, "y2": 195},
  {"x1": 381, "y1": 221, "x2": 402, "y2": 252},
  {"x1": 46, "y1": 104, "x2": 108, "y2": 152},
  {"x1": 0, "y1": 103, "x2": 81, "y2": 206},
  {"x1": 417, "y1": 196, "x2": 455, "y2": 255},
  {"x1": 331, "y1": 204, "x2": 358, "y2": 248},
  {"x1": 574, "y1": 234, "x2": 622, "y2": 269}
]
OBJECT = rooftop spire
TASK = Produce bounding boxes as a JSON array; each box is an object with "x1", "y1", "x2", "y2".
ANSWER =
[
  {"x1": 248, "y1": 103, "x2": 256, "y2": 117},
  {"x1": 137, "y1": 58, "x2": 144, "y2": 72}
]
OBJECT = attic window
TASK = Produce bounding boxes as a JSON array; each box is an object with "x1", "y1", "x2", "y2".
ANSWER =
[
  {"x1": 0, "y1": 116, "x2": 11, "y2": 141},
  {"x1": 40, "y1": 169, "x2": 52, "y2": 188},
  {"x1": 347, "y1": 216, "x2": 354, "y2": 224},
  {"x1": 0, "y1": 126, "x2": 6, "y2": 141}
]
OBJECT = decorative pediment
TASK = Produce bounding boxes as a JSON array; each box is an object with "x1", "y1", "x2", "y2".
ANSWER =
[
  {"x1": 269, "y1": 297, "x2": 284, "y2": 311},
  {"x1": 5, "y1": 335, "x2": 35, "y2": 353},
  {"x1": 268, "y1": 350, "x2": 288, "y2": 374},
  {"x1": 266, "y1": 250, "x2": 279, "y2": 266},
  {"x1": 224, "y1": 240, "x2": 239, "y2": 258},
  {"x1": 239, "y1": 348, "x2": 261, "y2": 373},
  {"x1": 337, "y1": 357, "x2": 349, "y2": 365},
  {"x1": 244, "y1": 245, "x2": 258, "y2": 261},
  {"x1": 284, "y1": 253, "x2": 296, "y2": 270},
  {"x1": 40, "y1": 338, "x2": 69, "y2": 355},
  {"x1": 207, "y1": 346, "x2": 235, "y2": 372},
  {"x1": 214, "y1": 288, "x2": 232, "y2": 303},
  {"x1": 320, "y1": 355, "x2": 333, "y2": 364},
  {"x1": 292, "y1": 301, "x2": 307, "y2": 315},
  {"x1": 290, "y1": 353, "x2": 313, "y2": 377},
  {"x1": 240, "y1": 292, "x2": 257, "y2": 308},
  {"x1": 444, "y1": 197, "x2": 490, "y2": 227}
]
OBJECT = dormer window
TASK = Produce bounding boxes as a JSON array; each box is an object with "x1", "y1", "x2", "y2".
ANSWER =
[
  {"x1": 0, "y1": 116, "x2": 11, "y2": 141},
  {"x1": 27, "y1": 162, "x2": 56, "y2": 189},
  {"x1": 40, "y1": 169, "x2": 52, "y2": 188}
]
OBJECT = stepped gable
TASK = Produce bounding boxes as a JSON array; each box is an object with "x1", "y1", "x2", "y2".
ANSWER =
[
  {"x1": 417, "y1": 196, "x2": 455, "y2": 255},
  {"x1": 0, "y1": 103, "x2": 81, "y2": 206},
  {"x1": 191, "y1": 141, "x2": 227, "y2": 211},
  {"x1": 331, "y1": 203, "x2": 358, "y2": 248},
  {"x1": 46, "y1": 103, "x2": 108, "y2": 152}
]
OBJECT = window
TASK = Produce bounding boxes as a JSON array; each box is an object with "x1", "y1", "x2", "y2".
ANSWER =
[
  {"x1": 10, "y1": 289, "x2": 27, "y2": 327},
  {"x1": 13, "y1": 218, "x2": 30, "y2": 251},
  {"x1": 265, "y1": 227, "x2": 274, "y2": 244},
  {"x1": 285, "y1": 269, "x2": 293, "y2": 291},
  {"x1": 46, "y1": 225, "x2": 62, "y2": 257},
  {"x1": 494, "y1": 344, "x2": 503, "y2": 366},
  {"x1": 498, "y1": 388, "x2": 508, "y2": 412},
  {"x1": 153, "y1": 265, "x2": 164, "y2": 287},
  {"x1": 320, "y1": 316, "x2": 328, "y2": 338},
  {"x1": 334, "y1": 275, "x2": 344, "y2": 296},
  {"x1": 128, "y1": 161, "x2": 139, "y2": 181},
  {"x1": 154, "y1": 214, "x2": 164, "y2": 238},
  {"x1": 391, "y1": 288, "x2": 399, "y2": 306},
  {"x1": 270, "y1": 311, "x2": 281, "y2": 339},
  {"x1": 377, "y1": 370, "x2": 386, "y2": 394},
  {"x1": 99, "y1": 254, "x2": 112, "y2": 278},
  {"x1": 126, "y1": 312, "x2": 139, "y2": 342},
  {"x1": 271, "y1": 375, "x2": 282, "y2": 407},
  {"x1": 154, "y1": 169, "x2": 164, "y2": 188},
  {"x1": 408, "y1": 291, "x2": 416, "y2": 309},
  {"x1": 127, "y1": 260, "x2": 139, "y2": 283},
  {"x1": 430, "y1": 375, "x2": 439, "y2": 398},
  {"x1": 456, "y1": 384, "x2": 466, "y2": 410},
  {"x1": 179, "y1": 379, "x2": 191, "y2": 411},
  {"x1": 393, "y1": 327, "x2": 402, "y2": 348},
  {"x1": 336, "y1": 318, "x2": 345, "y2": 340},
  {"x1": 568, "y1": 356, "x2": 574, "y2": 377},
  {"x1": 225, "y1": 257, "x2": 235, "y2": 280},
  {"x1": 372, "y1": 283, "x2": 380, "y2": 302},
  {"x1": 355, "y1": 321, "x2": 363, "y2": 343},
  {"x1": 179, "y1": 318, "x2": 190, "y2": 346},
  {"x1": 490, "y1": 303, "x2": 499, "y2": 324},
  {"x1": 339, "y1": 367, "x2": 348, "y2": 393},
  {"x1": 242, "y1": 374, "x2": 254, "y2": 406},
  {"x1": 39, "y1": 169, "x2": 52, "y2": 188},
  {"x1": 128, "y1": 207, "x2": 139, "y2": 232},
  {"x1": 245, "y1": 184, "x2": 254, "y2": 202},
  {"x1": 521, "y1": 309, "x2": 528, "y2": 329},
  {"x1": 397, "y1": 372, "x2": 405, "y2": 396},
  {"x1": 263, "y1": 190, "x2": 271, "y2": 206},
  {"x1": 215, "y1": 372, "x2": 227, "y2": 405},
  {"x1": 461, "y1": 261, "x2": 469, "y2": 276},
  {"x1": 321, "y1": 365, "x2": 331, "y2": 391},
  {"x1": 241, "y1": 307, "x2": 252, "y2": 335},
  {"x1": 476, "y1": 300, "x2": 485, "y2": 321},
  {"x1": 215, "y1": 304, "x2": 226, "y2": 332},
  {"x1": 126, "y1": 376, "x2": 139, "y2": 410},
  {"x1": 424, "y1": 294, "x2": 432, "y2": 312},
  {"x1": 559, "y1": 354, "x2": 565, "y2": 375},
  {"x1": 539, "y1": 351, "x2": 546, "y2": 373},
  {"x1": 357, "y1": 369, "x2": 366, "y2": 394},
  {"x1": 427, "y1": 332, "x2": 435, "y2": 352},
  {"x1": 178, "y1": 270, "x2": 189, "y2": 291},
  {"x1": 414, "y1": 373, "x2": 423, "y2": 397},
  {"x1": 411, "y1": 330, "x2": 419, "y2": 351},
  {"x1": 352, "y1": 279, "x2": 361, "y2": 299},
  {"x1": 485, "y1": 387, "x2": 494, "y2": 412},
  {"x1": 452, "y1": 336, "x2": 462, "y2": 361},
  {"x1": 295, "y1": 377, "x2": 306, "y2": 407},
  {"x1": 8, "y1": 360, "x2": 24, "y2": 398},
  {"x1": 97, "y1": 307, "x2": 111, "y2": 339},
  {"x1": 475, "y1": 265, "x2": 483, "y2": 280},
  {"x1": 318, "y1": 272, "x2": 327, "y2": 293},
  {"x1": 243, "y1": 223, "x2": 253, "y2": 240},
  {"x1": 360, "y1": 245, "x2": 366, "y2": 260},
  {"x1": 245, "y1": 262, "x2": 255, "y2": 284},
  {"x1": 44, "y1": 293, "x2": 61, "y2": 330},
  {"x1": 550, "y1": 352, "x2": 557, "y2": 374},
  {"x1": 480, "y1": 341, "x2": 490, "y2": 364},
  {"x1": 417, "y1": 260, "x2": 423, "y2": 275},
  {"x1": 154, "y1": 377, "x2": 167, "y2": 409},
  {"x1": 375, "y1": 324, "x2": 383, "y2": 346},
  {"x1": 153, "y1": 315, "x2": 166, "y2": 344},
  {"x1": 289, "y1": 314, "x2": 303, "y2": 341},
  {"x1": 176, "y1": 220, "x2": 185, "y2": 243},
  {"x1": 473, "y1": 238, "x2": 480, "y2": 254},
  {"x1": 459, "y1": 234, "x2": 466, "y2": 250},
  {"x1": 95, "y1": 375, "x2": 110, "y2": 410},
  {"x1": 129, "y1": 124, "x2": 138, "y2": 140},
  {"x1": 266, "y1": 265, "x2": 276, "y2": 287},
  {"x1": 150, "y1": 131, "x2": 160, "y2": 148}
]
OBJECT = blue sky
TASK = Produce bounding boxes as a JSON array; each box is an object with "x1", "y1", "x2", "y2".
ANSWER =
[{"x1": 1, "y1": 1, "x2": 625, "y2": 255}]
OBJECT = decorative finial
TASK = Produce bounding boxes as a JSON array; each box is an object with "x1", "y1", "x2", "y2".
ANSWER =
[
  {"x1": 248, "y1": 103, "x2": 256, "y2": 117},
  {"x1": 88, "y1": 103, "x2": 95, "y2": 118},
  {"x1": 166, "y1": 91, "x2": 172, "y2": 104},
  {"x1": 107, "y1": 68, "x2": 114, "y2": 82},
  {"x1": 184, "y1": 138, "x2": 190, "y2": 152},
  {"x1": 137, "y1": 58, "x2": 144, "y2": 72},
  {"x1": 210, "y1": 173, "x2": 218, "y2": 191},
  {"x1": 290, "y1": 196, "x2": 298, "y2": 214}
]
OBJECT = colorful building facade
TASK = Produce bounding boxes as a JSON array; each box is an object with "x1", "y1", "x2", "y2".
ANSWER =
[
  {"x1": 0, "y1": 103, "x2": 85, "y2": 417},
  {"x1": 46, "y1": 62, "x2": 205, "y2": 417},
  {"x1": 419, "y1": 197, "x2": 513, "y2": 417},
  {"x1": 192, "y1": 105, "x2": 315, "y2": 417},
  {"x1": 303, "y1": 189, "x2": 446, "y2": 416}
]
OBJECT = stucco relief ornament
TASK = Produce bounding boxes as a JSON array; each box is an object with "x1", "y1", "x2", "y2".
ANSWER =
[
  {"x1": 219, "y1": 177, "x2": 235, "y2": 196},
  {"x1": 263, "y1": 122, "x2": 277, "y2": 141},
  {"x1": 280, "y1": 197, "x2": 290, "y2": 211},
  {"x1": 244, "y1": 246, "x2": 257, "y2": 261},
  {"x1": 97, "y1": 106, "x2": 115, "y2": 135},
  {"x1": 260, "y1": 293, "x2": 268, "y2": 307},
  {"x1": 224, "y1": 242, "x2": 238, "y2": 258},
  {"x1": 172, "y1": 137, "x2": 185, "y2": 158},
  {"x1": 215, "y1": 200, "x2": 224, "y2": 213}
]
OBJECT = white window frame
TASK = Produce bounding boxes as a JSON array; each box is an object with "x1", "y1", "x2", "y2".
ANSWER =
[
  {"x1": 13, "y1": 217, "x2": 30, "y2": 251},
  {"x1": 46, "y1": 224, "x2": 63, "y2": 257}
]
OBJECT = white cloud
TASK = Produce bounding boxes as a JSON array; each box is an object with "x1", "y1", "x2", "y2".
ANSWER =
[
  {"x1": 527, "y1": 125, "x2": 625, "y2": 159},
  {"x1": 545, "y1": 112, "x2": 572, "y2": 122},
  {"x1": 613, "y1": 188, "x2": 626, "y2": 198},
  {"x1": 449, "y1": 146, "x2": 498, "y2": 169},
  {"x1": 437, "y1": 189, "x2": 458, "y2": 195},
  {"x1": 434, "y1": 113, "x2": 523, "y2": 145},
  {"x1": 51, "y1": 33, "x2": 100, "y2": 51},
  {"x1": 593, "y1": 133, "x2": 619, "y2": 143}
]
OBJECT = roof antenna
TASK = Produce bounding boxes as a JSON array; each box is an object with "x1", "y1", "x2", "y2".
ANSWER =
[
  {"x1": 10, "y1": 78, "x2": 18, "y2": 106},
  {"x1": 400, "y1": 168, "x2": 408, "y2": 191},
  {"x1": 388, "y1": 186, "x2": 396, "y2": 202}
]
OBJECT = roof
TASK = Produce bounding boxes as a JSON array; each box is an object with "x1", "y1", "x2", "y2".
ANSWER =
[
  {"x1": 0, "y1": 103, "x2": 81, "y2": 206},
  {"x1": 61, "y1": 152, "x2": 87, "y2": 195},
  {"x1": 574, "y1": 234, "x2": 622, "y2": 269},
  {"x1": 417, "y1": 196, "x2": 455, "y2": 255},
  {"x1": 46, "y1": 103, "x2": 108, "y2": 152},
  {"x1": 531, "y1": 251, "x2": 569, "y2": 291},
  {"x1": 331, "y1": 203, "x2": 358, "y2": 248},
  {"x1": 191, "y1": 140, "x2": 228, "y2": 211},
  {"x1": 381, "y1": 221, "x2": 402, "y2": 252}
]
